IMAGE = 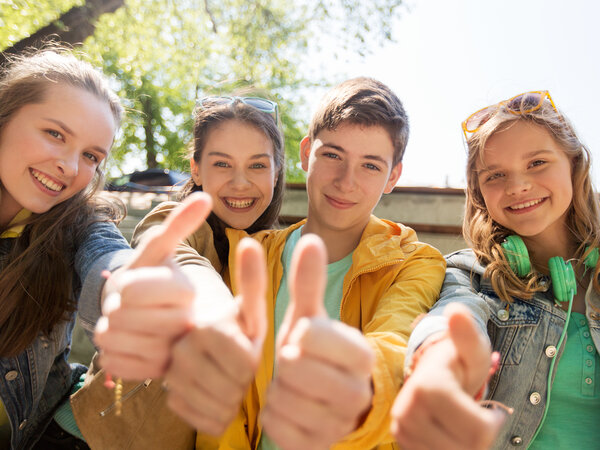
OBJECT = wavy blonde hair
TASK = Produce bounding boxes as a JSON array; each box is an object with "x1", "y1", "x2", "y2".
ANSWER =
[{"x1": 463, "y1": 98, "x2": 600, "y2": 302}]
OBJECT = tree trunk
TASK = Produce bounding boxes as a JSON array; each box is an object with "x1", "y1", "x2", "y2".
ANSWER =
[
  {"x1": 141, "y1": 95, "x2": 158, "y2": 169},
  {"x1": 1, "y1": 0, "x2": 125, "y2": 64}
]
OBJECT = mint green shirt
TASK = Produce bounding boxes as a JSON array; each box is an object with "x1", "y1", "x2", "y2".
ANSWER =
[
  {"x1": 259, "y1": 226, "x2": 354, "y2": 450},
  {"x1": 530, "y1": 312, "x2": 600, "y2": 448}
]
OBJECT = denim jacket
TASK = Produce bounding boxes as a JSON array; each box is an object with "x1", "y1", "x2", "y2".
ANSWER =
[
  {"x1": 407, "y1": 249, "x2": 600, "y2": 449},
  {"x1": 0, "y1": 221, "x2": 132, "y2": 450}
]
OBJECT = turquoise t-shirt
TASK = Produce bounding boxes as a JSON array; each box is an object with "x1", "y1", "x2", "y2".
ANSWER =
[
  {"x1": 52, "y1": 372, "x2": 87, "y2": 440},
  {"x1": 529, "y1": 312, "x2": 600, "y2": 448},
  {"x1": 259, "y1": 226, "x2": 354, "y2": 450}
]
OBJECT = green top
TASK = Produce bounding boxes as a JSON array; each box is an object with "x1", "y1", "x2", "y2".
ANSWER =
[
  {"x1": 529, "y1": 312, "x2": 600, "y2": 449},
  {"x1": 259, "y1": 226, "x2": 354, "y2": 450},
  {"x1": 52, "y1": 372, "x2": 87, "y2": 440}
]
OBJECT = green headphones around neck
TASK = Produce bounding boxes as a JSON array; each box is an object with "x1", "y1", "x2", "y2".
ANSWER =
[
  {"x1": 502, "y1": 236, "x2": 599, "y2": 444},
  {"x1": 501, "y1": 235, "x2": 599, "y2": 303}
]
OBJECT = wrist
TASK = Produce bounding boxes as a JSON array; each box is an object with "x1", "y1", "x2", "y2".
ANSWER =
[{"x1": 404, "y1": 332, "x2": 449, "y2": 380}]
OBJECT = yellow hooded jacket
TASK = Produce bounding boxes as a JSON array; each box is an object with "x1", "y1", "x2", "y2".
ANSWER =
[{"x1": 212, "y1": 216, "x2": 446, "y2": 450}]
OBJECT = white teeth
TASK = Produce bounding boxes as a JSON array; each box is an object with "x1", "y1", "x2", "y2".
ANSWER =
[
  {"x1": 226, "y1": 199, "x2": 254, "y2": 209},
  {"x1": 31, "y1": 170, "x2": 64, "y2": 192},
  {"x1": 510, "y1": 199, "x2": 542, "y2": 210}
]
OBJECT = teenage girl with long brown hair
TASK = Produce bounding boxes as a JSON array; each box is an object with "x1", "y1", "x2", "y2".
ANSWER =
[{"x1": 0, "y1": 48, "x2": 132, "y2": 449}]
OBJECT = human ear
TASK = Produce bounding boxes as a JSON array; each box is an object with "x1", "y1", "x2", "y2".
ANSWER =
[
  {"x1": 300, "y1": 136, "x2": 312, "y2": 172},
  {"x1": 384, "y1": 162, "x2": 402, "y2": 194},
  {"x1": 190, "y1": 158, "x2": 202, "y2": 186}
]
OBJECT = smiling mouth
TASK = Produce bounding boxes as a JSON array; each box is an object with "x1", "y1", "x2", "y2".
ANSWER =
[
  {"x1": 225, "y1": 198, "x2": 255, "y2": 209},
  {"x1": 325, "y1": 194, "x2": 355, "y2": 208},
  {"x1": 31, "y1": 169, "x2": 65, "y2": 192},
  {"x1": 508, "y1": 198, "x2": 545, "y2": 210}
]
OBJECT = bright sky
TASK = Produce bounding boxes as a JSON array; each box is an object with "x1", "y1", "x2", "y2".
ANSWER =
[{"x1": 309, "y1": 0, "x2": 600, "y2": 188}]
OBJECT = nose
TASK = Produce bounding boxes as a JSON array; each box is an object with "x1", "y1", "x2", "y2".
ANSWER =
[
  {"x1": 333, "y1": 163, "x2": 356, "y2": 193},
  {"x1": 229, "y1": 168, "x2": 251, "y2": 189},
  {"x1": 56, "y1": 151, "x2": 79, "y2": 177},
  {"x1": 505, "y1": 174, "x2": 531, "y2": 196}
]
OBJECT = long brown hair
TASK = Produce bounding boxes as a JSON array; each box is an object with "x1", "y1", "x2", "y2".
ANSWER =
[
  {"x1": 0, "y1": 48, "x2": 124, "y2": 356},
  {"x1": 179, "y1": 99, "x2": 285, "y2": 264},
  {"x1": 463, "y1": 98, "x2": 600, "y2": 303}
]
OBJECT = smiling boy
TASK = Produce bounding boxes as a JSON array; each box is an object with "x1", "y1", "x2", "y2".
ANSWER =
[{"x1": 164, "y1": 77, "x2": 446, "y2": 449}]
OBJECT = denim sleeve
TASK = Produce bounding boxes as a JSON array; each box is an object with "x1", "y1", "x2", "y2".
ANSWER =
[
  {"x1": 405, "y1": 252, "x2": 492, "y2": 370},
  {"x1": 74, "y1": 220, "x2": 134, "y2": 341}
]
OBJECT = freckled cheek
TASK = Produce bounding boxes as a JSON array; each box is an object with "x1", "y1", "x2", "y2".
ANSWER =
[{"x1": 480, "y1": 189, "x2": 501, "y2": 216}]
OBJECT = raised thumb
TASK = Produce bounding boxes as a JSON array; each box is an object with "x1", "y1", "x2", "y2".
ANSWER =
[
  {"x1": 235, "y1": 237, "x2": 267, "y2": 351},
  {"x1": 130, "y1": 192, "x2": 212, "y2": 269},
  {"x1": 277, "y1": 233, "x2": 327, "y2": 347},
  {"x1": 446, "y1": 303, "x2": 492, "y2": 395}
]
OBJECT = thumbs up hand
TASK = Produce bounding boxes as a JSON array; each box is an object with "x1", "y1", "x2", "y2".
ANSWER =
[
  {"x1": 390, "y1": 304, "x2": 506, "y2": 450},
  {"x1": 164, "y1": 237, "x2": 267, "y2": 436},
  {"x1": 94, "y1": 192, "x2": 227, "y2": 380},
  {"x1": 261, "y1": 234, "x2": 375, "y2": 450}
]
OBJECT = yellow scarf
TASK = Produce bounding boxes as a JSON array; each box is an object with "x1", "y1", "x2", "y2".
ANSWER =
[{"x1": 0, "y1": 209, "x2": 32, "y2": 238}]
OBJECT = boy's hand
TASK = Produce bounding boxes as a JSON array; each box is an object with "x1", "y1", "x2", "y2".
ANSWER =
[
  {"x1": 261, "y1": 234, "x2": 375, "y2": 450},
  {"x1": 94, "y1": 192, "x2": 213, "y2": 379},
  {"x1": 391, "y1": 304, "x2": 506, "y2": 450},
  {"x1": 164, "y1": 237, "x2": 267, "y2": 436}
]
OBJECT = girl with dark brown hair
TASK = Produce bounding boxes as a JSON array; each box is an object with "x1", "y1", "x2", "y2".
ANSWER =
[{"x1": 73, "y1": 96, "x2": 285, "y2": 449}]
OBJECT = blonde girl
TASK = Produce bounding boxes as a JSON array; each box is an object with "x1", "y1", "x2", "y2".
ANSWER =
[{"x1": 392, "y1": 91, "x2": 600, "y2": 449}]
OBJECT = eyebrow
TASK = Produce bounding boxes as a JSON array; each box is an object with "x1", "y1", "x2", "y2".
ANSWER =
[
  {"x1": 45, "y1": 118, "x2": 74, "y2": 137},
  {"x1": 321, "y1": 142, "x2": 390, "y2": 167},
  {"x1": 480, "y1": 149, "x2": 554, "y2": 172},
  {"x1": 206, "y1": 151, "x2": 272, "y2": 159},
  {"x1": 44, "y1": 118, "x2": 109, "y2": 156}
]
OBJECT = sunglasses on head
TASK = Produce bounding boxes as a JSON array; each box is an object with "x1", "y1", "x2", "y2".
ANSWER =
[
  {"x1": 199, "y1": 96, "x2": 279, "y2": 125},
  {"x1": 462, "y1": 90, "x2": 557, "y2": 140}
]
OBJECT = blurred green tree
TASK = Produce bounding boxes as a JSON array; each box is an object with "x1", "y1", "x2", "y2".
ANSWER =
[
  {"x1": 0, "y1": 0, "x2": 123, "y2": 64},
  {"x1": 1, "y1": 0, "x2": 405, "y2": 182}
]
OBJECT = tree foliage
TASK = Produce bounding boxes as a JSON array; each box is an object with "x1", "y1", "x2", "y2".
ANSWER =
[
  {"x1": 2, "y1": 0, "x2": 405, "y2": 182},
  {"x1": 0, "y1": 0, "x2": 83, "y2": 47},
  {"x1": 1, "y1": 0, "x2": 123, "y2": 65}
]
